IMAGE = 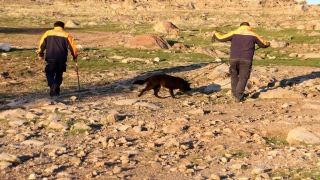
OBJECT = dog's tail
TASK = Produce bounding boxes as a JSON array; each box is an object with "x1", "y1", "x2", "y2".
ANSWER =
[{"x1": 133, "y1": 79, "x2": 148, "y2": 85}]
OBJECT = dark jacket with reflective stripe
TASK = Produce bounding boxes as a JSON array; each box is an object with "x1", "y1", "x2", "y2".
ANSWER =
[
  {"x1": 213, "y1": 25, "x2": 269, "y2": 60},
  {"x1": 38, "y1": 27, "x2": 77, "y2": 61}
]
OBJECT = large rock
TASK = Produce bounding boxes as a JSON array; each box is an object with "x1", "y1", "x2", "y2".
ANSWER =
[
  {"x1": 126, "y1": 34, "x2": 171, "y2": 49},
  {"x1": 153, "y1": 21, "x2": 180, "y2": 35},
  {"x1": 286, "y1": 126, "x2": 320, "y2": 145},
  {"x1": 65, "y1": 20, "x2": 79, "y2": 28},
  {"x1": 0, "y1": 43, "x2": 11, "y2": 51},
  {"x1": 258, "y1": 88, "x2": 305, "y2": 99},
  {"x1": 203, "y1": 84, "x2": 222, "y2": 93},
  {"x1": 0, "y1": 108, "x2": 28, "y2": 120},
  {"x1": 270, "y1": 40, "x2": 288, "y2": 48},
  {"x1": 300, "y1": 53, "x2": 320, "y2": 59},
  {"x1": 0, "y1": 153, "x2": 20, "y2": 163},
  {"x1": 194, "y1": 47, "x2": 217, "y2": 57},
  {"x1": 207, "y1": 63, "x2": 230, "y2": 80}
]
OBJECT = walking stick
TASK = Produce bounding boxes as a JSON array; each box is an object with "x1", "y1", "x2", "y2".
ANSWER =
[{"x1": 75, "y1": 59, "x2": 81, "y2": 92}]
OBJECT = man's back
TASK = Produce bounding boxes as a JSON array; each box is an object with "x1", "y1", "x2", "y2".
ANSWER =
[
  {"x1": 38, "y1": 27, "x2": 77, "y2": 61},
  {"x1": 213, "y1": 25, "x2": 269, "y2": 60}
]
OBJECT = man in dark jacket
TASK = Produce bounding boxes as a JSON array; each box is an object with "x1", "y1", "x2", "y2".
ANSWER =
[
  {"x1": 38, "y1": 21, "x2": 77, "y2": 97},
  {"x1": 212, "y1": 22, "x2": 270, "y2": 102}
]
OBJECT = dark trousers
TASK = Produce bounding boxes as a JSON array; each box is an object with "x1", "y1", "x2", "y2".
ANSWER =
[
  {"x1": 45, "y1": 59, "x2": 66, "y2": 95},
  {"x1": 229, "y1": 59, "x2": 252, "y2": 100}
]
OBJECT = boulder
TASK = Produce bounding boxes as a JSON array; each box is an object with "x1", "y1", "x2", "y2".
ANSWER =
[
  {"x1": 153, "y1": 21, "x2": 180, "y2": 35},
  {"x1": 0, "y1": 43, "x2": 11, "y2": 51},
  {"x1": 287, "y1": 126, "x2": 320, "y2": 145},
  {"x1": 259, "y1": 88, "x2": 305, "y2": 99},
  {"x1": 126, "y1": 34, "x2": 171, "y2": 49},
  {"x1": 65, "y1": 20, "x2": 79, "y2": 28}
]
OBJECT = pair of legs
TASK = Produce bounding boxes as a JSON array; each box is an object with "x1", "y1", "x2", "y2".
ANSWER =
[
  {"x1": 229, "y1": 59, "x2": 252, "y2": 101},
  {"x1": 45, "y1": 59, "x2": 66, "y2": 96}
]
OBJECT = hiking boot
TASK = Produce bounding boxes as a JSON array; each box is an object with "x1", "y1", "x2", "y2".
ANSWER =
[{"x1": 50, "y1": 83, "x2": 58, "y2": 97}]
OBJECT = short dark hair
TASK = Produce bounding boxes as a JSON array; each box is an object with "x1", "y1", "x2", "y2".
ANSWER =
[
  {"x1": 54, "y1": 21, "x2": 65, "y2": 28},
  {"x1": 240, "y1": 22, "x2": 250, "y2": 26}
]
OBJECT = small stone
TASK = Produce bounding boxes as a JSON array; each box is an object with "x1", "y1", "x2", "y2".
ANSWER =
[
  {"x1": 0, "y1": 161, "x2": 12, "y2": 169},
  {"x1": 112, "y1": 166, "x2": 122, "y2": 174},
  {"x1": 169, "y1": 167, "x2": 178, "y2": 172},
  {"x1": 210, "y1": 173, "x2": 220, "y2": 180},
  {"x1": 251, "y1": 167, "x2": 265, "y2": 174},
  {"x1": 147, "y1": 142, "x2": 155, "y2": 148},
  {"x1": 180, "y1": 144, "x2": 189, "y2": 150},
  {"x1": 220, "y1": 157, "x2": 228, "y2": 162},
  {"x1": 70, "y1": 96, "x2": 77, "y2": 102},
  {"x1": 132, "y1": 126, "x2": 142, "y2": 133},
  {"x1": 28, "y1": 173, "x2": 38, "y2": 180},
  {"x1": 106, "y1": 113, "x2": 121, "y2": 123},
  {"x1": 154, "y1": 57, "x2": 161, "y2": 62},
  {"x1": 186, "y1": 168, "x2": 195, "y2": 173},
  {"x1": 95, "y1": 161, "x2": 105, "y2": 167}
]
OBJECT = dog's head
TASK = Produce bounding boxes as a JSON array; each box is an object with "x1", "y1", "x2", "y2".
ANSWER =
[{"x1": 184, "y1": 81, "x2": 192, "y2": 91}]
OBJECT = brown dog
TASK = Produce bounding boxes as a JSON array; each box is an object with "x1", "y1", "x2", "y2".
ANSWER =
[{"x1": 133, "y1": 74, "x2": 192, "y2": 98}]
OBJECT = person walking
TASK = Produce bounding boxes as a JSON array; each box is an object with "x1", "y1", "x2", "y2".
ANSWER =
[
  {"x1": 212, "y1": 22, "x2": 270, "y2": 102},
  {"x1": 38, "y1": 21, "x2": 78, "y2": 97}
]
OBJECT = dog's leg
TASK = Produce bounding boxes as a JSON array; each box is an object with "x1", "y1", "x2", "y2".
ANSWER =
[
  {"x1": 138, "y1": 88, "x2": 147, "y2": 97},
  {"x1": 137, "y1": 82, "x2": 155, "y2": 97},
  {"x1": 154, "y1": 85, "x2": 165, "y2": 99},
  {"x1": 169, "y1": 89, "x2": 177, "y2": 98}
]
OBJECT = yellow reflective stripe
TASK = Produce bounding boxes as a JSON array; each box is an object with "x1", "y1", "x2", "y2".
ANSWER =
[
  {"x1": 215, "y1": 31, "x2": 234, "y2": 39},
  {"x1": 47, "y1": 30, "x2": 69, "y2": 38},
  {"x1": 38, "y1": 30, "x2": 49, "y2": 54},
  {"x1": 68, "y1": 34, "x2": 77, "y2": 57},
  {"x1": 253, "y1": 31, "x2": 269, "y2": 45}
]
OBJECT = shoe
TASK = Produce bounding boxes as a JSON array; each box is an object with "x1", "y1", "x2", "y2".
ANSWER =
[{"x1": 50, "y1": 83, "x2": 58, "y2": 97}]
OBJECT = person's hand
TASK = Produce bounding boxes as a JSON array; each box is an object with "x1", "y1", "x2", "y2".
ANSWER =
[
  {"x1": 38, "y1": 55, "x2": 44, "y2": 60},
  {"x1": 211, "y1": 31, "x2": 217, "y2": 37},
  {"x1": 73, "y1": 56, "x2": 77, "y2": 62},
  {"x1": 266, "y1": 41, "x2": 270, "y2": 47}
]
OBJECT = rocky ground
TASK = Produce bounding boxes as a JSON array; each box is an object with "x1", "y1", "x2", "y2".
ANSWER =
[
  {"x1": 1, "y1": 0, "x2": 320, "y2": 180},
  {"x1": 0, "y1": 64, "x2": 320, "y2": 180}
]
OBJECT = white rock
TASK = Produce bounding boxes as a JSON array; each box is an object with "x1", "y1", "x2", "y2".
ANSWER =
[
  {"x1": 72, "y1": 122, "x2": 91, "y2": 130},
  {"x1": 0, "y1": 153, "x2": 20, "y2": 163},
  {"x1": 9, "y1": 119, "x2": 28, "y2": 127},
  {"x1": 186, "y1": 108, "x2": 204, "y2": 115},
  {"x1": 132, "y1": 126, "x2": 142, "y2": 133},
  {"x1": 153, "y1": 57, "x2": 161, "y2": 62},
  {"x1": 21, "y1": 140, "x2": 45, "y2": 146},
  {"x1": 48, "y1": 120, "x2": 69, "y2": 130},
  {"x1": 134, "y1": 102, "x2": 159, "y2": 109},
  {"x1": 0, "y1": 161, "x2": 12, "y2": 169},
  {"x1": 210, "y1": 174, "x2": 220, "y2": 180},
  {"x1": 43, "y1": 144, "x2": 67, "y2": 151},
  {"x1": 113, "y1": 99, "x2": 139, "y2": 105},
  {"x1": 65, "y1": 20, "x2": 78, "y2": 28},
  {"x1": 286, "y1": 126, "x2": 320, "y2": 144},
  {"x1": 28, "y1": 173, "x2": 38, "y2": 180},
  {"x1": 0, "y1": 108, "x2": 27, "y2": 119},
  {"x1": 117, "y1": 124, "x2": 132, "y2": 131},
  {"x1": 0, "y1": 43, "x2": 11, "y2": 51},
  {"x1": 112, "y1": 166, "x2": 122, "y2": 174}
]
